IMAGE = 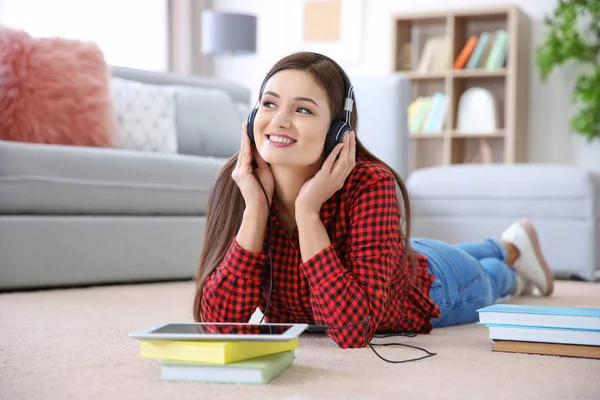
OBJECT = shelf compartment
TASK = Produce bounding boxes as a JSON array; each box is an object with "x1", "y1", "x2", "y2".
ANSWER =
[
  {"x1": 394, "y1": 16, "x2": 449, "y2": 73},
  {"x1": 450, "y1": 136, "x2": 505, "y2": 164},
  {"x1": 453, "y1": 11, "x2": 509, "y2": 66},
  {"x1": 451, "y1": 75, "x2": 506, "y2": 132},
  {"x1": 410, "y1": 137, "x2": 446, "y2": 171}
]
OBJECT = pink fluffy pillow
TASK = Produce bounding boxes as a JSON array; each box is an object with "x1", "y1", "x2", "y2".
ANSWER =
[{"x1": 0, "y1": 26, "x2": 118, "y2": 147}]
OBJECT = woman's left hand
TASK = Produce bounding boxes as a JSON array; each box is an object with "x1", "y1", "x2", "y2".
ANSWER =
[{"x1": 296, "y1": 131, "x2": 356, "y2": 217}]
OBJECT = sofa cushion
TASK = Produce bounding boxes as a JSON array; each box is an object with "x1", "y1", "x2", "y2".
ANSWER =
[
  {"x1": 110, "y1": 78, "x2": 179, "y2": 153},
  {"x1": 0, "y1": 140, "x2": 227, "y2": 215},
  {"x1": 108, "y1": 66, "x2": 250, "y2": 159},
  {"x1": 172, "y1": 85, "x2": 243, "y2": 158},
  {"x1": 0, "y1": 26, "x2": 118, "y2": 148},
  {"x1": 407, "y1": 164, "x2": 600, "y2": 220}
]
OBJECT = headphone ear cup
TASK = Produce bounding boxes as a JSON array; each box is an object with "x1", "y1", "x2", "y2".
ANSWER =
[
  {"x1": 324, "y1": 121, "x2": 350, "y2": 157},
  {"x1": 246, "y1": 108, "x2": 258, "y2": 145}
]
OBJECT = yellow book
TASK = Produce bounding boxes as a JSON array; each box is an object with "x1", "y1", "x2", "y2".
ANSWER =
[{"x1": 138, "y1": 338, "x2": 298, "y2": 365}]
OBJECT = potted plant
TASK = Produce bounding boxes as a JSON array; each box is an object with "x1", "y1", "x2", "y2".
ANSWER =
[{"x1": 535, "y1": 0, "x2": 600, "y2": 143}]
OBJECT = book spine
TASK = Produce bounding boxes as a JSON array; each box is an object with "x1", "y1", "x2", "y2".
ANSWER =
[
  {"x1": 485, "y1": 30, "x2": 508, "y2": 69},
  {"x1": 453, "y1": 35, "x2": 478, "y2": 69},
  {"x1": 466, "y1": 32, "x2": 490, "y2": 69}
]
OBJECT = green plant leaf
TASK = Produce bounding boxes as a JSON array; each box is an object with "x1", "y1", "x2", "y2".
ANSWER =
[{"x1": 536, "y1": 0, "x2": 600, "y2": 140}]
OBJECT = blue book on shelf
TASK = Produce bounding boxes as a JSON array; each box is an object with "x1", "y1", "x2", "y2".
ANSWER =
[
  {"x1": 423, "y1": 92, "x2": 446, "y2": 133},
  {"x1": 477, "y1": 304, "x2": 600, "y2": 330},
  {"x1": 466, "y1": 32, "x2": 490, "y2": 69}
]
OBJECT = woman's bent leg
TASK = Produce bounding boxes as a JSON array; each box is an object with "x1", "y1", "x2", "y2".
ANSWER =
[
  {"x1": 454, "y1": 239, "x2": 507, "y2": 262},
  {"x1": 478, "y1": 257, "x2": 517, "y2": 300},
  {"x1": 410, "y1": 238, "x2": 517, "y2": 328}
]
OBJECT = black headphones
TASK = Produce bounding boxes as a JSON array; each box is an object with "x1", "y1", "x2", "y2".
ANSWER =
[{"x1": 246, "y1": 55, "x2": 355, "y2": 157}]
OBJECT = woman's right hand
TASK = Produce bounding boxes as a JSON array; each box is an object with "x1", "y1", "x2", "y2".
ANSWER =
[{"x1": 231, "y1": 123, "x2": 275, "y2": 213}]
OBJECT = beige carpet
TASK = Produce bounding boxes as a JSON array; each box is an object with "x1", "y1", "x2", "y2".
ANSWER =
[{"x1": 1, "y1": 280, "x2": 599, "y2": 400}]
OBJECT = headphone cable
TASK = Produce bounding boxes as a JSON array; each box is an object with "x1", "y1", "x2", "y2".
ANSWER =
[{"x1": 254, "y1": 167, "x2": 273, "y2": 325}]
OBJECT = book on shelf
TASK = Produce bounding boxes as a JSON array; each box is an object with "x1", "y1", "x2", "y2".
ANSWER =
[
  {"x1": 137, "y1": 337, "x2": 299, "y2": 364},
  {"x1": 478, "y1": 31, "x2": 496, "y2": 67},
  {"x1": 454, "y1": 29, "x2": 508, "y2": 70},
  {"x1": 453, "y1": 35, "x2": 478, "y2": 69},
  {"x1": 416, "y1": 35, "x2": 450, "y2": 73},
  {"x1": 492, "y1": 340, "x2": 600, "y2": 359},
  {"x1": 408, "y1": 92, "x2": 448, "y2": 135},
  {"x1": 159, "y1": 349, "x2": 295, "y2": 384},
  {"x1": 485, "y1": 29, "x2": 508, "y2": 69},
  {"x1": 466, "y1": 31, "x2": 491, "y2": 69}
]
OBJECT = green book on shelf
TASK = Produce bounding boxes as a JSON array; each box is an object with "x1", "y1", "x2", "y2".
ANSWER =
[
  {"x1": 159, "y1": 350, "x2": 295, "y2": 384},
  {"x1": 485, "y1": 29, "x2": 508, "y2": 69}
]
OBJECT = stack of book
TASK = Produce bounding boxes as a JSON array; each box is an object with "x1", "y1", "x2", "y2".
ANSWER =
[
  {"x1": 408, "y1": 92, "x2": 448, "y2": 135},
  {"x1": 453, "y1": 29, "x2": 508, "y2": 70},
  {"x1": 135, "y1": 338, "x2": 299, "y2": 384},
  {"x1": 477, "y1": 304, "x2": 600, "y2": 359}
]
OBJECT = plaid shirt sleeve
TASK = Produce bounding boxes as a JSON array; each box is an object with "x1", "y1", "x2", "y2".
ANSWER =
[
  {"x1": 299, "y1": 174, "x2": 403, "y2": 348},
  {"x1": 200, "y1": 237, "x2": 267, "y2": 322}
]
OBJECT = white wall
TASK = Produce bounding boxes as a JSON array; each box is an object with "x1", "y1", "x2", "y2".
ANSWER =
[
  {"x1": 0, "y1": 0, "x2": 169, "y2": 71},
  {"x1": 212, "y1": 0, "x2": 600, "y2": 169}
]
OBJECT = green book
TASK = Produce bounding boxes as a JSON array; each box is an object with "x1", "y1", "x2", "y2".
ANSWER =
[
  {"x1": 159, "y1": 350, "x2": 295, "y2": 384},
  {"x1": 485, "y1": 30, "x2": 508, "y2": 69}
]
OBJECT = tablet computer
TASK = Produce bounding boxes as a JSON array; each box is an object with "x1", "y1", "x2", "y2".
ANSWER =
[{"x1": 129, "y1": 322, "x2": 308, "y2": 342}]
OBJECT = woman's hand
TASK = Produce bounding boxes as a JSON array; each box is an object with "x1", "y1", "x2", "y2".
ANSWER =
[
  {"x1": 231, "y1": 123, "x2": 275, "y2": 213},
  {"x1": 296, "y1": 131, "x2": 356, "y2": 217}
]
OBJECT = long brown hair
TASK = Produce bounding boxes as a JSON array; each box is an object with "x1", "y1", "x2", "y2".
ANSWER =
[{"x1": 193, "y1": 52, "x2": 417, "y2": 322}]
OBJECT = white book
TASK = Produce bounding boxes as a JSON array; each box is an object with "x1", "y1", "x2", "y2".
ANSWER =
[
  {"x1": 416, "y1": 38, "x2": 437, "y2": 73},
  {"x1": 487, "y1": 325, "x2": 600, "y2": 346}
]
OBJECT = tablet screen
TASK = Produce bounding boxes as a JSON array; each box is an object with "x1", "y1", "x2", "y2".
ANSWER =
[{"x1": 150, "y1": 323, "x2": 295, "y2": 335}]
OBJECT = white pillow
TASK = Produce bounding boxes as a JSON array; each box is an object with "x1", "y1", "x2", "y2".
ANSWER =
[{"x1": 110, "y1": 78, "x2": 178, "y2": 153}]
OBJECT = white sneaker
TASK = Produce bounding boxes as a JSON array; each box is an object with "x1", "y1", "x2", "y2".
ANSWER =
[
  {"x1": 501, "y1": 219, "x2": 554, "y2": 296},
  {"x1": 512, "y1": 275, "x2": 534, "y2": 296}
]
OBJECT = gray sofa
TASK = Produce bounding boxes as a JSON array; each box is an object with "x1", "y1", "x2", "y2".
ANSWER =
[
  {"x1": 0, "y1": 67, "x2": 251, "y2": 291},
  {"x1": 407, "y1": 164, "x2": 600, "y2": 282},
  {"x1": 0, "y1": 68, "x2": 413, "y2": 291}
]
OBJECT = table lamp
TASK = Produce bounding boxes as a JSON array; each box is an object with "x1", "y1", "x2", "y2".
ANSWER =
[{"x1": 201, "y1": 10, "x2": 257, "y2": 55}]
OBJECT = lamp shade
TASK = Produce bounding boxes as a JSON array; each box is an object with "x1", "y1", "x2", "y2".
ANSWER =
[{"x1": 201, "y1": 11, "x2": 257, "y2": 55}]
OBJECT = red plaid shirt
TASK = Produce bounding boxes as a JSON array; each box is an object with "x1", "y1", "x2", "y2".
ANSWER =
[{"x1": 201, "y1": 154, "x2": 441, "y2": 348}]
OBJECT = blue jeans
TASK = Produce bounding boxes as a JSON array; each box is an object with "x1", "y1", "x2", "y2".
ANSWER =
[{"x1": 410, "y1": 238, "x2": 517, "y2": 328}]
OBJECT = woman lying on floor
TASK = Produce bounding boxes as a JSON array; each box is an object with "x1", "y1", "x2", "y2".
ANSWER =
[{"x1": 192, "y1": 51, "x2": 554, "y2": 349}]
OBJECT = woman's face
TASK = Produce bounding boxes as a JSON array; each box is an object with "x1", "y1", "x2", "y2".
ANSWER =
[{"x1": 253, "y1": 69, "x2": 332, "y2": 168}]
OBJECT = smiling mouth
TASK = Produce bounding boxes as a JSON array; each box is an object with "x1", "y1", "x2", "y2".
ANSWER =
[{"x1": 267, "y1": 135, "x2": 296, "y2": 145}]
